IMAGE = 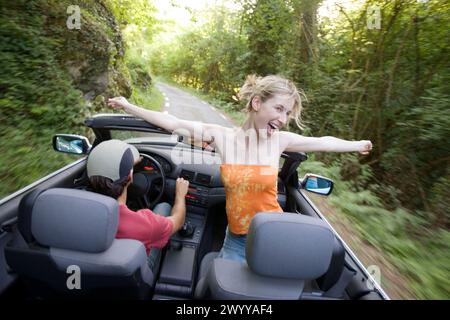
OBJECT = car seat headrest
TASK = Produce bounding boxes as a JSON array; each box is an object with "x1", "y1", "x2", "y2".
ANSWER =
[
  {"x1": 30, "y1": 188, "x2": 119, "y2": 253},
  {"x1": 246, "y1": 213, "x2": 335, "y2": 280}
]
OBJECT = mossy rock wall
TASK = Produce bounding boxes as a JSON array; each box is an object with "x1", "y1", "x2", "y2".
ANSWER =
[{"x1": 0, "y1": 0, "x2": 132, "y2": 198}]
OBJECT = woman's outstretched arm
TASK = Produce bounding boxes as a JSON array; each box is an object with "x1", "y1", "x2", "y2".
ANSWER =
[
  {"x1": 108, "y1": 97, "x2": 221, "y2": 142},
  {"x1": 279, "y1": 131, "x2": 372, "y2": 155}
]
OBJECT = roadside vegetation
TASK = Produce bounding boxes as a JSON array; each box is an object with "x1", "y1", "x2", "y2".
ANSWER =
[{"x1": 0, "y1": 0, "x2": 162, "y2": 198}]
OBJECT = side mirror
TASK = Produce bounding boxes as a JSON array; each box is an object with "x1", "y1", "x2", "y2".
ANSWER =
[
  {"x1": 53, "y1": 134, "x2": 91, "y2": 155},
  {"x1": 301, "y1": 173, "x2": 334, "y2": 196}
]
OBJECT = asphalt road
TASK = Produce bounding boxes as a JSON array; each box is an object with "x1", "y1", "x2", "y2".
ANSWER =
[{"x1": 156, "y1": 82, "x2": 235, "y2": 128}]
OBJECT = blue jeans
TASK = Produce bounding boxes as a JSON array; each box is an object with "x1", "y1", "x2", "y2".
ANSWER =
[
  {"x1": 147, "y1": 202, "x2": 172, "y2": 273},
  {"x1": 217, "y1": 226, "x2": 247, "y2": 264}
]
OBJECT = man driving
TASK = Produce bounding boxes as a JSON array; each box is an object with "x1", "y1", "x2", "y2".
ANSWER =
[{"x1": 86, "y1": 139, "x2": 189, "y2": 273}]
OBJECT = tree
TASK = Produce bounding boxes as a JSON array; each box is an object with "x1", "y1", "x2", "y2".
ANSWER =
[{"x1": 241, "y1": 0, "x2": 291, "y2": 75}]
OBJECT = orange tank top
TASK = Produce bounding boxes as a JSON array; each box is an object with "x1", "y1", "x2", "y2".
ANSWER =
[{"x1": 220, "y1": 164, "x2": 283, "y2": 235}]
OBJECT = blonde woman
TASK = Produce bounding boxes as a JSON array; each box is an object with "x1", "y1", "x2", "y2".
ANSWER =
[{"x1": 108, "y1": 74, "x2": 372, "y2": 263}]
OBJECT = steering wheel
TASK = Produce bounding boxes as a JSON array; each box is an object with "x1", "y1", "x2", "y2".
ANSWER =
[{"x1": 128, "y1": 153, "x2": 166, "y2": 210}]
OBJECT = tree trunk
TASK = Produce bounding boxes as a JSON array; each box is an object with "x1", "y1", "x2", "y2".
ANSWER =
[{"x1": 291, "y1": 0, "x2": 321, "y2": 81}]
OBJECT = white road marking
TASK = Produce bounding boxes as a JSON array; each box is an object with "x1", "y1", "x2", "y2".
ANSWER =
[
  {"x1": 220, "y1": 114, "x2": 227, "y2": 120},
  {"x1": 165, "y1": 102, "x2": 170, "y2": 108},
  {"x1": 163, "y1": 110, "x2": 169, "y2": 114}
]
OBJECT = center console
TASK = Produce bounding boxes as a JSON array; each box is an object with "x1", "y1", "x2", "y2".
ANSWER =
[
  {"x1": 184, "y1": 185, "x2": 209, "y2": 207},
  {"x1": 154, "y1": 206, "x2": 206, "y2": 299}
]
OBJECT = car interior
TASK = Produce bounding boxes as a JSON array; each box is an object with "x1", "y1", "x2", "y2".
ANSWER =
[{"x1": 0, "y1": 114, "x2": 387, "y2": 300}]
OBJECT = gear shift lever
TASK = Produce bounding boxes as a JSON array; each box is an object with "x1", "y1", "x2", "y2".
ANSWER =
[{"x1": 178, "y1": 221, "x2": 195, "y2": 238}]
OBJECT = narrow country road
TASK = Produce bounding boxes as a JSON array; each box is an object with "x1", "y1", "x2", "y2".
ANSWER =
[{"x1": 156, "y1": 82, "x2": 235, "y2": 128}]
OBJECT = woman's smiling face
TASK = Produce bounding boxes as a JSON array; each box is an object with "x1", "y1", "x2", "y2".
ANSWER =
[{"x1": 251, "y1": 94, "x2": 295, "y2": 136}]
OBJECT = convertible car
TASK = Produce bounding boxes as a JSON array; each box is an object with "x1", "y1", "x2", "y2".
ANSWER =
[{"x1": 0, "y1": 114, "x2": 389, "y2": 300}]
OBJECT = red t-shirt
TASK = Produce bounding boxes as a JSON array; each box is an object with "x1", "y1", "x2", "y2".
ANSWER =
[{"x1": 116, "y1": 204, "x2": 173, "y2": 255}]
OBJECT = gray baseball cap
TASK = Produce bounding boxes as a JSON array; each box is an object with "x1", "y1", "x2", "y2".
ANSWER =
[{"x1": 87, "y1": 139, "x2": 140, "y2": 182}]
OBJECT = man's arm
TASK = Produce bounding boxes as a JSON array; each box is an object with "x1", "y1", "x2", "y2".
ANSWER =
[
  {"x1": 167, "y1": 178, "x2": 189, "y2": 235},
  {"x1": 280, "y1": 131, "x2": 372, "y2": 154}
]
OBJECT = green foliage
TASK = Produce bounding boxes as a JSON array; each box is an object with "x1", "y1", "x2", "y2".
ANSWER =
[
  {"x1": 148, "y1": 6, "x2": 248, "y2": 102},
  {"x1": 107, "y1": 0, "x2": 158, "y2": 33},
  {"x1": 0, "y1": 0, "x2": 86, "y2": 198},
  {"x1": 241, "y1": 0, "x2": 293, "y2": 75},
  {"x1": 129, "y1": 85, "x2": 163, "y2": 112},
  {"x1": 0, "y1": 0, "x2": 154, "y2": 199},
  {"x1": 125, "y1": 42, "x2": 153, "y2": 91},
  {"x1": 299, "y1": 157, "x2": 450, "y2": 299},
  {"x1": 118, "y1": 2, "x2": 163, "y2": 112}
]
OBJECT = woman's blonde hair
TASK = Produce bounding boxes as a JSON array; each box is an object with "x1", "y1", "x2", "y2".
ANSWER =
[{"x1": 238, "y1": 74, "x2": 306, "y2": 130}]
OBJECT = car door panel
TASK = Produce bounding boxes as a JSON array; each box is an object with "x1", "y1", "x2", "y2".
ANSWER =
[{"x1": 287, "y1": 185, "x2": 388, "y2": 300}]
